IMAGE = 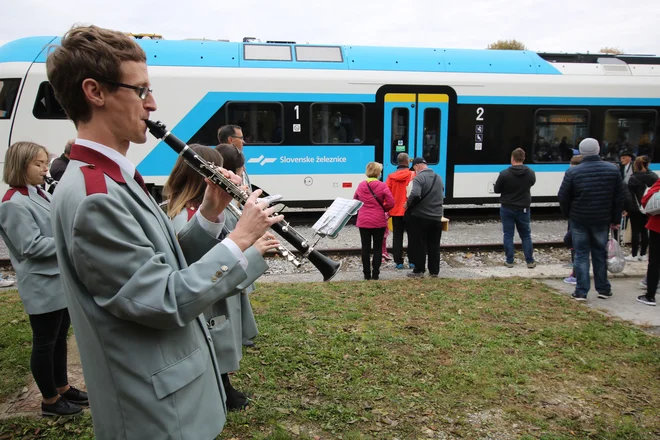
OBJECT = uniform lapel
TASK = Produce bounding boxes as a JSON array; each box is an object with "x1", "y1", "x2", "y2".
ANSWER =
[{"x1": 28, "y1": 188, "x2": 50, "y2": 212}]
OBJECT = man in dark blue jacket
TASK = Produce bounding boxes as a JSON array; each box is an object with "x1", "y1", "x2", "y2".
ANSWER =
[{"x1": 558, "y1": 138, "x2": 624, "y2": 301}]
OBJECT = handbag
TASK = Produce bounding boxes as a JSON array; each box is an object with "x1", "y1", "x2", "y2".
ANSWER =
[{"x1": 642, "y1": 190, "x2": 660, "y2": 216}]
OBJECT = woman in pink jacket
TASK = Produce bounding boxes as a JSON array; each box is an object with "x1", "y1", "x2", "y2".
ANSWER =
[{"x1": 353, "y1": 162, "x2": 395, "y2": 280}]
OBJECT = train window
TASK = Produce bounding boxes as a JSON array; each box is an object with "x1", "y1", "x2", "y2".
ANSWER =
[
  {"x1": 295, "y1": 46, "x2": 343, "y2": 62},
  {"x1": 244, "y1": 44, "x2": 292, "y2": 61},
  {"x1": 311, "y1": 103, "x2": 365, "y2": 144},
  {"x1": 226, "y1": 102, "x2": 283, "y2": 144},
  {"x1": 33, "y1": 82, "x2": 67, "y2": 120},
  {"x1": 602, "y1": 110, "x2": 657, "y2": 160},
  {"x1": 533, "y1": 109, "x2": 589, "y2": 162},
  {"x1": 390, "y1": 108, "x2": 409, "y2": 164},
  {"x1": 0, "y1": 78, "x2": 21, "y2": 119},
  {"x1": 422, "y1": 108, "x2": 441, "y2": 164}
]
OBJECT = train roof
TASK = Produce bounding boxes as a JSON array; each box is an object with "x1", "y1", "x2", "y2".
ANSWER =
[{"x1": 1, "y1": 36, "x2": 659, "y2": 76}]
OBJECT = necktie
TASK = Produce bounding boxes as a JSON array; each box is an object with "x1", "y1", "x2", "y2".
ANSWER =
[
  {"x1": 133, "y1": 171, "x2": 150, "y2": 196},
  {"x1": 36, "y1": 187, "x2": 49, "y2": 202}
]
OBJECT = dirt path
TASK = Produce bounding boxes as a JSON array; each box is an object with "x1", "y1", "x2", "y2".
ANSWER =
[{"x1": 0, "y1": 335, "x2": 87, "y2": 420}]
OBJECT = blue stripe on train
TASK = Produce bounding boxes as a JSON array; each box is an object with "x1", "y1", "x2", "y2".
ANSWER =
[
  {"x1": 455, "y1": 164, "x2": 571, "y2": 173},
  {"x1": 137, "y1": 92, "x2": 375, "y2": 176}
]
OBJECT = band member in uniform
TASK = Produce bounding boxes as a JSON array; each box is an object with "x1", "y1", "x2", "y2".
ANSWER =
[
  {"x1": 0, "y1": 141, "x2": 88, "y2": 417},
  {"x1": 163, "y1": 144, "x2": 278, "y2": 411},
  {"x1": 46, "y1": 25, "x2": 282, "y2": 440}
]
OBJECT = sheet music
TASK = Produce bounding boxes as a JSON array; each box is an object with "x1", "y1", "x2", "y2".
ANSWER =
[{"x1": 312, "y1": 198, "x2": 363, "y2": 238}]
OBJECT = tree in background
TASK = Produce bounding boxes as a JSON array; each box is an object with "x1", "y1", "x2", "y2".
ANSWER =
[
  {"x1": 487, "y1": 39, "x2": 527, "y2": 50},
  {"x1": 599, "y1": 47, "x2": 624, "y2": 54}
]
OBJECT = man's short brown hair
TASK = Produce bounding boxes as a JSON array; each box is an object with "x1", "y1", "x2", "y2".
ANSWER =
[
  {"x1": 46, "y1": 25, "x2": 147, "y2": 126},
  {"x1": 511, "y1": 148, "x2": 525, "y2": 163}
]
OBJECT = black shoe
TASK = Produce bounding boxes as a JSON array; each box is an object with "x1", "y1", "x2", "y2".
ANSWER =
[
  {"x1": 60, "y1": 386, "x2": 89, "y2": 406},
  {"x1": 242, "y1": 339, "x2": 255, "y2": 347},
  {"x1": 597, "y1": 291, "x2": 613, "y2": 299},
  {"x1": 407, "y1": 272, "x2": 424, "y2": 278},
  {"x1": 222, "y1": 373, "x2": 249, "y2": 411},
  {"x1": 571, "y1": 292, "x2": 587, "y2": 302},
  {"x1": 42, "y1": 397, "x2": 82, "y2": 417},
  {"x1": 637, "y1": 295, "x2": 657, "y2": 306}
]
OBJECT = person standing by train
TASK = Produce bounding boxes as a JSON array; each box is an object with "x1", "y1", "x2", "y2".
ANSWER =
[
  {"x1": 0, "y1": 141, "x2": 88, "y2": 417},
  {"x1": 354, "y1": 162, "x2": 394, "y2": 280},
  {"x1": 46, "y1": 24, "x2": 282, "y2": 439},
  {"x1": 218, "y1": 125, "x2": 260, "y2": 347},
  {"x1": 163, "y1": 143, "x2": 278, "y2": 411},
  {"x1": 386, "y1": 152, "x2": 415, "y2": 269},
  {"x1": 493, "y1": 148, "x2": 537, "y2": 268},
  {"x1": 558, "y1": 138, "x2": 624, "y2": 302},
  {"x1": 404, "y1": 157, "x2": 444, "y2": 278}
]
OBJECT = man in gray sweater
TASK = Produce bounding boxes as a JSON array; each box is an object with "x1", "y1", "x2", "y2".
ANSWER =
[{"x1": 404, "y1": 157, "x2": 444, "y2": 277}]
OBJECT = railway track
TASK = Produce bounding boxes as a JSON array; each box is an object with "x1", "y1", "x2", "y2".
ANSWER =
[
  {"x1": 0, "y1": 241, "x2": 566, "y2": 270},
  {"x1": 282, "y1": 205, "x2": 563, "y2": 226}
]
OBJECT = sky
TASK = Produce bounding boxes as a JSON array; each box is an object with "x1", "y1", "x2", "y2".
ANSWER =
[{"x1": 2, "y1": 0, "x2": 659, "y2": 55}]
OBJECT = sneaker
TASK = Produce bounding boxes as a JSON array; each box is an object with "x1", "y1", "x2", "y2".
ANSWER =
[
  {"x1": 395, "y1": 264, "x2": 404, "y2": 269},
  {"x1": 0, "y1": 278, "x2": 15, "y2": 288},
  {"x1": 42, "y1": 398, "x2": 82, "y2": 417},
  {"x1": 504, "y1": 262, "x2": 514, "y2": 268},
  {"x1": 383, "y1": 254, "x2": 393, "y2": 261},
  {"x1": 636, "y1": 295, "x2": 656, "y2": 306},
  {"x1": 429, "y1": 273, "x2": 439, "y2": 278},
  {"x1": 527, "y1": 261, "x2": 536, "y2": 269},
  {"x1": 571, "y1": 292, "x2": 587, "y2": 302},
  {"x1": 406, "y1": 272, "x2": 424, "y2": 278},
  {"x1": 408, "y1": 263, "x2": 415, "y2": 269},
  {"x1": 563, "y1": 276, "x2": 577, "y2": 285},
  {"x1": 597, "y1": 291, "x2": 613, "y2": 299},
  {"x1": 625, "y1": 255, "x2": 638, "y2": 262},
  {"x1": 60, "y1": 386, "x2": 88, "y2": 406},
  {"x1": 638, "y1": 255, "x2": 648, "y2": 261}
]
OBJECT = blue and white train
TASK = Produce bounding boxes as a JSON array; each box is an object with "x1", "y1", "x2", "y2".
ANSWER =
[{"x1": 1, "y1": 35, "x2": 659, "y2": 206}]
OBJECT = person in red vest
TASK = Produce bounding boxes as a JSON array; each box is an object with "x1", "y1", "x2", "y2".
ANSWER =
[{"x1": 386, "y1": 153, "x2": 415, "y2": 269}]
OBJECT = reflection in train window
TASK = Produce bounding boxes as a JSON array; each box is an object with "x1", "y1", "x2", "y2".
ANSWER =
[
  {"x1": 226, "y1": 102, "x2": 283, "y2": 144},
  {"x1": 422, "y1": 108, "x2": 440, "y2": 164},
  {"x1": 33, "y1": 82, "x2": 67, "y2": 120},
  {"x1": 533, "y1": 109, "x2": 589, "y2": 162},
  {"x1": 0, "y1": 78, "x2": 21, "y2": 119},
  {"x1": 311, "y1": 103, "x2": 364, "y2": 144},
  {"x1": 390, "y1": 108, "x2": 409, "y2": 164},
  {"x1": 602, "y1": 110, "x2": 657, "y2": 161}
]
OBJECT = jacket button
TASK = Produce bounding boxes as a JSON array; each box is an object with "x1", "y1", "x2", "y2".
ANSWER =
[
  {"x1": 215, "y1": 270, "x2": 222, "y2": 277},
  {"x1": 220, "y1": 265, "x2": 229, "y2": 272},
  {"x1": 211, "y1": 276, "x2": 218, "y2": 282}
]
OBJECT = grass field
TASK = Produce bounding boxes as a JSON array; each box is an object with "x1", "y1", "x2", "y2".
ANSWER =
[{"x1": 1, "y1": 278, "x2": 659, "y2": 439}]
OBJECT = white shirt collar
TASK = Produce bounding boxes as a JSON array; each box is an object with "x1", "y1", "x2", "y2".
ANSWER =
[{"x1": 75, "y1": 139, "x2": 136, "y2": 177}]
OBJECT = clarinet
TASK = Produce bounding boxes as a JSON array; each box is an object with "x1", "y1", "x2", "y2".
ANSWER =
[{"x1": 145, "y1": 120, "x2": 341, "y2": 282}]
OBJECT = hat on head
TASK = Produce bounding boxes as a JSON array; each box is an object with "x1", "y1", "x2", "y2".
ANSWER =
[
  {"x1": 578, "y1": 138, "x2": 600, "y2": 156},
  {"x1": 620, "y1": 149, "x2": 634, "y2": 159},
  {"x1": 410, "y1": 157, "x2": 427, "y2": 170}
]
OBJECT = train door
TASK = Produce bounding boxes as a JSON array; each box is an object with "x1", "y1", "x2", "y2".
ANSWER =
[{"x1": 380, "y1": 90, "x2": 450, "y2": 194}]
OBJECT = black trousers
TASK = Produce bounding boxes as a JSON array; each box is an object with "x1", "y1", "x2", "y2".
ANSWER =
[
  {"x1": 28, "y1": 308, "x2": 70, "y2": 399},
  {"x1": 391, "y1": 216, "x2": 407, "y2": 265},
  {"x1": 406, "y1": 215, "x2": 443, "y2": 275},
  {"x1": 646, "y1": 230, "x2": 660, "y2": 300},
  {"x1": 629, "y1": 212, "x2": 649, "y2": 257},
  {"x1": 359, "y1": 227, "x2": 386, "y2": 278}
]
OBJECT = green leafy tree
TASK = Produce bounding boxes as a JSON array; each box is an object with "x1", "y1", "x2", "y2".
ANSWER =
[
  {"x1": 486, "y1": 39, "x2": 527, "y2": 50},
  {"x1": 599, "y1": 47, "x2": 624, "y2": 54}
]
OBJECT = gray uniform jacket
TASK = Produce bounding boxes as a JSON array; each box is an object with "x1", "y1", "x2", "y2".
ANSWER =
[
  {"x1": 51, "y1": 144, "x2": 252, "y2": 440},
  {"x1": 0, "y1": 186, "x2": 66, "y2": 314},
  {"x1": 406, "y1": 169, "x2": 444, "y2": 220},
  {"x1": 172, "y1": 207, "x2": 263, "y2": 373}
]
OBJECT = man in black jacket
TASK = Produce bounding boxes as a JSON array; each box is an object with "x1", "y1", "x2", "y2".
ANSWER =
[
  {"x1": 558, "y1": 138, "x2": 624, "y2": 301},
  {"x1": 47, "y1": 139, "x2": 73, "y2": 193},
  {"x1": 494, "y1": 148, "x2": 536, "y2": 268}
]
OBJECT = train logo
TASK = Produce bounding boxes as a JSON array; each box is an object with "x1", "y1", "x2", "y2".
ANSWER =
[{"x1": 247, "y1": 155, "x2": 278, "y2": 166}]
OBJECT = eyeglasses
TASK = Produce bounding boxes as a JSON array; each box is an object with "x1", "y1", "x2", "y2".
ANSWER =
[
  {"x1": 96, "y1": 78, "x2": 153, "y2": 100},
  {"x1": 230, "y1": 135, "x2": 244, "y2": 141}
]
